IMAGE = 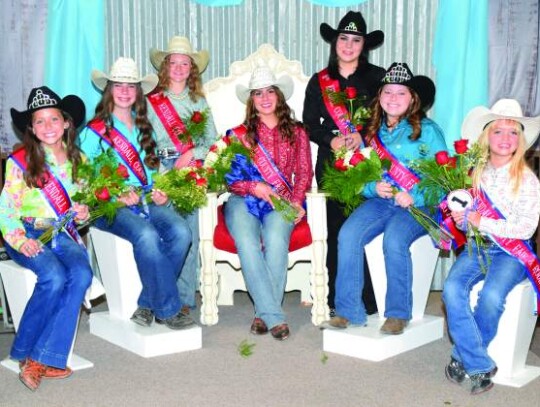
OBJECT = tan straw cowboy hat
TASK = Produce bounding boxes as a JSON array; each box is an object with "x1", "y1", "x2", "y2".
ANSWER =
[{"x1": 150, "y1": 36, "x2": 210, "y2": 73}]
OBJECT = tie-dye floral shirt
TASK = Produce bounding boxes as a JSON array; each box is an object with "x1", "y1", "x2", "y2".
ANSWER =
[{"x1": 0, "y1": 147, "x2": 80, "y2": 250}]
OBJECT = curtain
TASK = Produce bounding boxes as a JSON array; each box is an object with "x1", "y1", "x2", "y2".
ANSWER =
[
  {"x1": 45, "y1": 0, "x2": 105, "y2": 121},
  {"x1": 489, "y1": 0, "x2": 539, "y2": 116},
  {"x1": 432, "y1": 0, "x2": 488, "y2": 147},
  {"x1": 0, "y1": 0, "x2": 48, "y2": 153}
]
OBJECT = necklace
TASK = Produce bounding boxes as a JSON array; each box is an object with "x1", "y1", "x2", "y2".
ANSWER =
[{"x1": 167, "y1": 89, "x2": 189, "y2": 101}]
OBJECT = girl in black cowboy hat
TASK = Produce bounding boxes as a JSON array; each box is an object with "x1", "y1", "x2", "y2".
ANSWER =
[
  {"x1": 328, "y1": 63, "x2": 447, "y2": 335},
  {"x1": 0, "y1": 86, "x2": 92, "y2": 391},
  {"x1": 303, "y1": 11, "x2": 385, "y2": 317}
]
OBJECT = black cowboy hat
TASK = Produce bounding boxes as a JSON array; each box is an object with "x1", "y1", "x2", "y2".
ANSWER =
[
  {"x1": 320, "y1": 11, "x2": 384, "y2": 51},
  {"x1": 10, "y1": 86, "x2": 86, "y2": 134},
  {"x1": 379, "y1": 62, "x2": 436, "y2": 110}
]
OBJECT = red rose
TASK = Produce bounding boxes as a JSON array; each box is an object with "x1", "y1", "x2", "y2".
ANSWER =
[
  {"x1": 435, "y1": 151, "x2": 450, "y2": 165},
  {"x1": 334, "y1": 158, "x2": 347, "y2": 171},
  {"x1": 447, "y1": 156, "x2": 457, "y2": 168},
  {"x1": 187, "y1": 171, "x2": 198, "y2": 180},
  {"x1": 193, "y1": 159, "x2": 203, "y2": 168},
  {"x1": 116, "y1": 164, "x2": 129, "y2": 179},
  {"x1": 356, "y1": 124, "x2": 364, "y2": 132},
  {"x1": 344, "y1": 87, "x2": 357, "y2": 100},
  {"x1": 191, "y1": 111, "x2": 204, "y2": 124},
  {"x1": 222, "y1": 135, "x2": 232, "y2": 145},
  {"x1": 209, "y1": 144, "x2": 218, "y2": 152},
  {"x1": 196, "y1": 177, "x2": 207, "y2": 187},
  {"x1": 454, "y1": 139, "x2": 469, "y2": 154},
  {"x1": 349, "y1": 152, "x2": 365, "y2": 166},
  {"x1": 95, "y1": 187, "x2": 111, "y2": 201}
]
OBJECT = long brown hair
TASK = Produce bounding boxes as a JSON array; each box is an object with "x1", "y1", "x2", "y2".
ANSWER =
[
  {"x1": 156, "y1": 55, "x2": 205, "y2": 102},
  {"x1": 22, "y1": 110, "x2": 82, "y2": 188},
  {"x1": 364, "y1": 85, "x2": 424, "y2": 144},
  {"x1": 472, "y1": 119, "x2": 528, "y2": 195},
  {"x1": 243, "y1": 86, "x2": 302, "y2": 147},
  {"x1": 93, "y1": 82, "x2": 159, "y2": 169}
]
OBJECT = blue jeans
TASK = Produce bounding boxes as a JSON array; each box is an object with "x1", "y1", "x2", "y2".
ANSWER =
[
  {"x1": 4, "y1": 227, "x2": 92, "y2": 368},
  {"x1": 335, "y1": 198, "x2": 427, "y2": 324},
  {"x1": 442, "y1": 243, "x2": 527, "y2": 375},
  {"x1": 224, "y1": 194, "x2": 294, "y2": 328},
  {"x1": 161, "y1": 157, "x2": 199, "y2": 309},
  {"x1": 94, "y1": 203, "x2": 191, "y2": 319},
  {"x1": 177, "y1": 210, "x2": 199, "y2": 309}
]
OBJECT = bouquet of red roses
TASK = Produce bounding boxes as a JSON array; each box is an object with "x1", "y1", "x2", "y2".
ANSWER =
[
  {"x1": 412, "y1": 139, "x2": 489, "y2": 267},
  {"x1": 322, "y1": 146, "x2": 386, "y2": 215}
]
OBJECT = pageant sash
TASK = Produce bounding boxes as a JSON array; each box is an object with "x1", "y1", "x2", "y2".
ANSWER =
[
  {"x1": 474, "y1": 189, "x2": 540, "y2": 313},
  {"x1": 318, "y1": 69, "x2": 355, "y2": 136},
  {"x1": 437, "y1": 199, "x2": 467, "y2": 250},
  {"x1": 368, "y1": 134, "x2": 420, "y2": 191},
  {"x1": 226, "y1": 125, "x2": 294, "y2": 221},
  {"x1": 147, "y1": 92, "x2": 194, "y2": 155},
  {"x1": 10, "y1": 148, "x2": 82, "y2": 245},
  {"x1": 229, "y1": 125, "x2": 293, "y2": 200},
  {"x1": 87, "y1": 119, "x2": 148, "y2": 186}
]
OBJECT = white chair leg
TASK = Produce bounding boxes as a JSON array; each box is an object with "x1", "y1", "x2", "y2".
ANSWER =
[{"x1": 0, "y1": 261, "x2": 93, "y2": 373}]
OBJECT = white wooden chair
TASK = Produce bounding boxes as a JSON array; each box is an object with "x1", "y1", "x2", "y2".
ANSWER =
[
  {"x1": 88, "y1": 227, "x2": 202, "y2": 357},
  {"x1": 199, "y1": 44, "x2": 329, "y2": 326},
  {"x1": 470, "y1": 279, "x2": 540, "y2": 387},
  {"x1": 0, "y1": 260, "x2": 94, "y2": 373}
]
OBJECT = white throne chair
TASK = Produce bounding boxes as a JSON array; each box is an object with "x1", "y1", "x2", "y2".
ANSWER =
[
  {"x1": 199, "y1": 44, "x2": 329, "y2": 326},
  {"x1": 324, "y1": 234, "x2": 444, "y2": 361}
]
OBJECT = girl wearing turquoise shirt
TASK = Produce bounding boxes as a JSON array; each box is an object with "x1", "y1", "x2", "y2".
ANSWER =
[{"x1": 327, "y1": 63, "x2": 447, "y2": 335}]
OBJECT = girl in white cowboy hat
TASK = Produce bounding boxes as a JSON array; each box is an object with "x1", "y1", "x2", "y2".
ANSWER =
[
  {"x1": 0, "y1": 86, "x2": 92, "y2": 391},
  {"x1": 148, "y1": 36, "x2": 218, "y2": 314},
  {"x1": 303, "y1": 11, "x2": 386, "y2": 317},
  {"x1": 220, "y1": 64, "x2": 313, "y2": 340},
  {"x1": 327, "y1": 62, "x2": 447, "y2": 335},
  {"x1": 443, "y1": 99, "x2": 540, "y2": 395},
  {"x1": 80, "y1": 57, "x2": 195, "y2": 330}
]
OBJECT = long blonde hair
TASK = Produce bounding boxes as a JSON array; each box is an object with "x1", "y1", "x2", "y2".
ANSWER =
[{"x1": 472, "y1": 119, "x2": 528, "y2": 195}]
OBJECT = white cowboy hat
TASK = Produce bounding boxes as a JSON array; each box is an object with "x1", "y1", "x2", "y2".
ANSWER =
[
  {"x1": 235, "y1": 65, "x2": 294, "y2": 104},
  {"x1": 149, "y1": 36, "x2": 210, "y2": 73},
  {"x1": 461, "y1": 98, "x2": 540, "y2": 148},
  {"x1": 91, "y1": 57, "x2": 158, "y2": 95}
]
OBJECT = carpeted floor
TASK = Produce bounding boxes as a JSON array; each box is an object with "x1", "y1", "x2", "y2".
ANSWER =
[{"x1": 0, "y1": 291, "x2": 539, "y2": 407}]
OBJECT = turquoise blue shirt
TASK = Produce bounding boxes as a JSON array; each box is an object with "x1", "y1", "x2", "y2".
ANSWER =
[
  {"x1": 79, "y1": 114, "x2": 157, "y2": 187},
  {"x1": 363, "y1": 117, "x2": 447, "y2": 207}
]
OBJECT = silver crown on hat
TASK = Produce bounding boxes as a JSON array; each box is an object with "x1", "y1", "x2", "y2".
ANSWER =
[
  {"x1": 382, "y1": 63, "x2": 412, "y2": 84},
  {"x1": 344, "y1": 22, "x2": 358, "y2": 32},
  {"x1": 29, "y1": 89, "x2": 58, "y2": 110}
]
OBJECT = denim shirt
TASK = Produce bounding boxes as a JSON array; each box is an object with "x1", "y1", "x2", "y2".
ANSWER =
[{"x1": 363, "y1": 117, "x2": 447, "y2": 207}]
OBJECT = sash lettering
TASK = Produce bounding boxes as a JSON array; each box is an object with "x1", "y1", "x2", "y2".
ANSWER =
[
  {"x1": 147, "y1": 91, "x2": 194, "y2": 155},
  {"x1": 474, "y1": 189, "x2": 540, "y2": 312},
  {"x1": 228, "y1": 125, "x2": 293, "y2": 201},
  {"x1": 318, "y1": 69, "x2": 355, "y2": 136},
  {"x1": 88, "y1": 119, "x2": 148, "y2": 186},
  {"x1": 10, "y1": 148, "x2": 80, "y2": 243},
  {"x1": 369, "y1": 134, "x2": 420, "y2": 191}
]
